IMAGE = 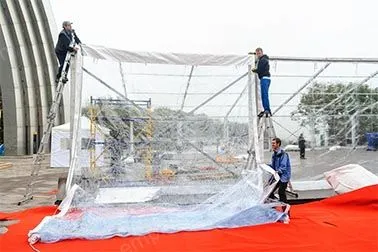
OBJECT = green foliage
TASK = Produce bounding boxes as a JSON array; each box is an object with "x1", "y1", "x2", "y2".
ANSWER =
[
  {"x1": 82, "y1": 99, "x2": 248, "y2": 151},
  {"x1": 294, "y1": 82, "x2": 378, "y2": 145}
]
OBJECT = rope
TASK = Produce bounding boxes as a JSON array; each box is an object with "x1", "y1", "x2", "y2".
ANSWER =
[
  {"x1": 28, "y1": 235, "x2": 41, "y2": 252},
  {"x1": 29, "y1": 243, "x2": 40, "y2": 252}
]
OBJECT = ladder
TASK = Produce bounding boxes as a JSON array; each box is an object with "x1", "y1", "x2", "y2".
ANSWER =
[
  {"x1": 18, "y1": 47, "x2": 77, "y2": 205},
  {"x1": 257, "y1": 115, "x2": 276, "y2": 150},
  {"x1": 246, "y1": 114, "x2": 276, "y2": 168}
]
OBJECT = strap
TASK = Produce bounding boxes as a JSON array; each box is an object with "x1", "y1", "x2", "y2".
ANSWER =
[{"x1": 61, "y1": 30, "x2": 71, "y2": 41}]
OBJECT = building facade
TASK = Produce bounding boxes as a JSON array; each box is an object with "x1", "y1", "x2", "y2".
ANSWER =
[{"x1": 0, "y1": 0, "x2": 64, "y2": 155}]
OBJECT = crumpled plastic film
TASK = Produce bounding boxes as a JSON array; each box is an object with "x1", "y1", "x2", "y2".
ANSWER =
[{"x1": 29, "y1": 165, "x2": 286, "y2": 243}]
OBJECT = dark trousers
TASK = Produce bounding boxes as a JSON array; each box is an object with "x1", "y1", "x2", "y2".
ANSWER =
[
  {"x1": 56, "y1": 53, "x2": 68, "y2": 79},
  {"x1": 269, "y1": 181, "x2": 288, "y2": 203},
  {"x1": 300, "y1": 147, "x2": 305, "y2": 158}
]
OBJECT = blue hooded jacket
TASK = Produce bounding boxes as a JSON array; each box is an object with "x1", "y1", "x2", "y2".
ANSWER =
[{"x1": 270, "y1": 148, "x2": 291, "y2": 182}]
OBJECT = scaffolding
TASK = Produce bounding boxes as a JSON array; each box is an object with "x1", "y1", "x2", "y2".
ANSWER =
[
  {"x1": 33, "y1": 45, "x2": 372, "y2": 195},
  {"x1": 79, "y1": 47, "x2": 378, "y2": 153},
  {"x1": 25, "y1": 45, "x2": 378, "y2": 245}
]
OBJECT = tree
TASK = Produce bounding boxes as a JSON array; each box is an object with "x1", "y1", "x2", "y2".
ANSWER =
[
  {"x1": 293, "y1": 82, "x2": 378, "y2": 145},
  {"x1": 82, "y1": 98, "x2": 249, "y2": 151}
]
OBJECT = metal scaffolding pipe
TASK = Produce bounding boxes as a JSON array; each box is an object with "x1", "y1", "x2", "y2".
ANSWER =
[
  {"x1": 130, "y1": 121, "x2": 134, "y2": 153},
  {"x1": 119, "y1": 62, "x2": 128, "y2": 99},
  {"x1": 180, "y1": 65, "x2": 194, "y2": 111},
  {"x1": 223, "y1": 84, "x2": 248, "y2": 141},
  {"x1": 225, "y1": 84, "x2": 248, "y2": 118},
  {"x1": 247, "y1": 66, "x2": 253, "y2": 150},
  {"x1": 188, "y1": 72, "x2": 248, "y2": 114},
  {"x1": 273, "y1": 62, "x2": 331, "y2": 115},
  {"x1": 351, "y1": 113, "x2": 357, "y2": 148},
  {"x1": 269, "y1": 56, "x2": 378, "y2": 63},
  {"x1": 83, "y1": 67, "x2": 145, "y2": 113},
  {"x1": 270, "y1": 118, "x2": 301, "y2": 139},
  {"x1": 122, "y1": 73, "x2": 378, "y2": 79},
  {"x1": 83, "y1": 67, "x2": 228, "y2": 169}
]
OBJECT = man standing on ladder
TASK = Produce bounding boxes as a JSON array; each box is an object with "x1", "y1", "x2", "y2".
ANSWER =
[
  {"x1": 55, "y1": 21, "x2": 81, "y2": 83},
  {"x1": 252, "y1": 47, "x2": 271, "y2": 117},
  {"x1": 19, "y1": 21, "x2": 81, "y2": 205}
]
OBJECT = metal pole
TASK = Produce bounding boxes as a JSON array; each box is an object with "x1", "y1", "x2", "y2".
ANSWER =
[
  {"x1": 119, "y1": 62, "x2": 128, "y2": 99},
  {"x1": 225, "y1": 84, "x2": 248, "y2": 118},
  {"x1": 130, "y1": 120, "x2": 134, "y2": 153},
  {"x1": 223, "y1": 118, "x2": 229, "y2": 142},
  {"x1": 81, "y1": 45, "x2": 378, "y2": 64},
  {"x1": 269, "y1": 56, "x2": 378, "y2": 63},
  {"x1": 82, "y1": 67, "x2": 145, "y2": 113},
  {"x1": 248, "y1": 53, "x2": 262, "y2": 166},
  {"x1": 180, "y1": 66, "x2": 194, "y2": 111},
  {"x1": 66, "y1": 52, "x2": 84, "y2": 192},
  {"x1": 223, "y1": 84, "x2": 248, "y2": 143},
  {"x1": 351, "y1": 113, "x2": 357, "y2": 148},
  {"x1": 69, "y1": 54, "x2": 77, "y2": 165},
  {"x1": 177, "y1": 120, "x2": 183, "y2": 151},
  {"x1": 272, "y1": 62, "x2": 331, "y2": 115},
  {"x1": 254, "y1": 56, "x2": 264, "y2": 160},
  {"x1": 310, "y1": 116, "x2": 316, "y2": 150},
  {"x1": 188, "y1": 72, "x2": 248, "y2": 114},
  {"x1": 248, "y1": 63, "x2": 253, "y2": 149},
  {"x1": 271, "y1": 118, "x2": 299, "y2": 138},
  {"x1": 83, "y1": 68, "x2": 226, "y2": 168},
  {"x1": 324, "y1": 122, "x2": 329, "y2": 147}
]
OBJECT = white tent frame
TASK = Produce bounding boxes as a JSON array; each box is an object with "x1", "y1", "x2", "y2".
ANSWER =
[{"x1": 66, "y1": 44, "x2": 378, "y2": 192}]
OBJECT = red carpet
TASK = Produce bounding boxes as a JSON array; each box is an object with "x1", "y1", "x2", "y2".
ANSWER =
[{"x1": 1, "y1": 185, "x2": 377, "y2": 252}]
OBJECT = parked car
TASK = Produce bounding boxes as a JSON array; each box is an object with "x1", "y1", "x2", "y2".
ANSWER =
[{"x1": 283, "y1": 144, "x2": 300, "y2": 152}]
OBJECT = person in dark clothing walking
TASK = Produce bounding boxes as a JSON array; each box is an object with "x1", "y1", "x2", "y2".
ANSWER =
[
  {"x1": 55, "y1": 21, "x2": 81, "y2": 83},
  {"x1": 269, "y1": 137, "x2": 291, "y2": 203},
  {"x1": 298, "y1": 133, "x2": 306, "y2": 159},
  {"x1": 252, "y1": 47, "x2": 271, "y2": 117}
]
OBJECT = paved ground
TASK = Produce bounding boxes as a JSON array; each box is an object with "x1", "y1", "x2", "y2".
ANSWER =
[
  {"x1": 0, "y1": 148, "x2": 376, "y2": 213},
  {"x1": 0, "y1": 148, "x2": 377, "y2": 234},
  {"x1": 287, "y1": 147, "x2": 378, "y2": 181},
  {"x1": 0, "y1": 155, "x2": 67, "y2": 213}
]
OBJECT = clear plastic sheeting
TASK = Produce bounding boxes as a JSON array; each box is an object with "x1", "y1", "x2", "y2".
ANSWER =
[
  {"x1": 30, "y1": 46, "x2": 378, "y2": 244},
  {"x1": 29, "y1": 166, "x2": 286, "y2": 243},
  {"x1": 82, "y1": 44, "x2": 251, "y2": 66},
  {"x1": 29, "y1": 50, "x2": 292, "y2": 244}
]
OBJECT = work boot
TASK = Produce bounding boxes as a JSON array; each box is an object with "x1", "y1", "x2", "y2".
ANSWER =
[
  {"x1": 258, "y1": 111, "x2": 265, "y2": 117},
  {"x1": 55, "y1": 73, "x2": 61, "y2": 84},
  {"x1": 265, "y1": 110, "x2": 272, "y2": 117}
]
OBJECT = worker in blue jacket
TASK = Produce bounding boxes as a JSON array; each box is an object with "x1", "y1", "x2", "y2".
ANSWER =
[
  {"x1": 252, "y1": 47, "x2": 271, "y2": 117},
  {"x1": 269, "y1": 137, "x2": 291, "y2": 203}
]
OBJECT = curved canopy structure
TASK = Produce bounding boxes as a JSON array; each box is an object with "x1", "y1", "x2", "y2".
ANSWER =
[{"x1": 0, "y1": 0, "x2": 61, "y2": 155}]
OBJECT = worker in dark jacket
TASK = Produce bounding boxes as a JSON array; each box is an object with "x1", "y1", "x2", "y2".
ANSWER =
[
  {"x1": 55, "y1": 21, "x2": 81, "y2": 83},
  {"x1": 252, "y1": 47, "x2": 271, "y2": 117},
  {"x1": 298, "y1": 133, "x2": 306, "y2": 159},
  {"x1": 269, "y1": 137, "x2": 291, "y2": 203}
]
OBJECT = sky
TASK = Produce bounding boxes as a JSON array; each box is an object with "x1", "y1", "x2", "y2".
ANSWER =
[
  {"x1": 50, "y1": 0, "x2": 378, "y2": 57},
  {"x1": 50, "y1": 0, "x2": 378, "y2": 142}
]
